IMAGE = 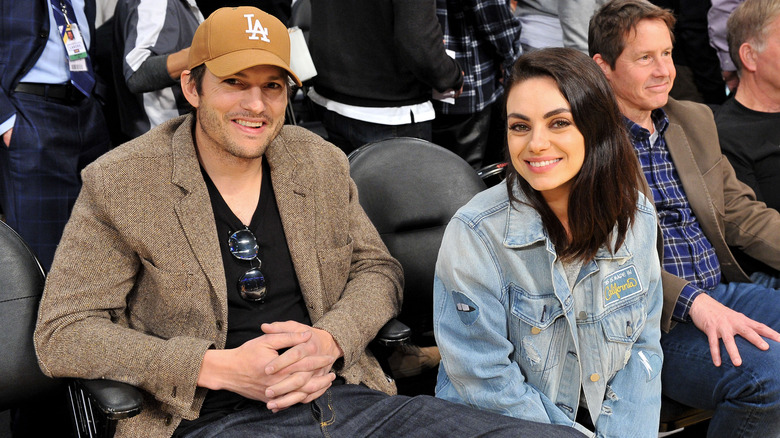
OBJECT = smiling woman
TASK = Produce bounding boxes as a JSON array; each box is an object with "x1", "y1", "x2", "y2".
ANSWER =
[
  {"x1": 505, "y1": 76, "x2": 586, "y2": 231},
  {"x1": 433, "y1": 47, "x2": 665, "y2": 437},
  {"x1": 504, "y1": 48, "x2": 643, "y2": 262}
]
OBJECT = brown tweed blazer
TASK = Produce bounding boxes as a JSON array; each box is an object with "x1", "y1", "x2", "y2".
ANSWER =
[
  {"x1": 657, "y1": 98, "x2": 780, "y2": 331},
  {"x1": 34, "y1": 115, "x2": 403, "y2": 437}
]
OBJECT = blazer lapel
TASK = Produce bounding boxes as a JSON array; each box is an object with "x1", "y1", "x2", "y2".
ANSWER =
[
  {"x1": 664, "y1": 121, "x2": 730, "y2": 251},
  {"x1": 265, "y1": 130, "x2": 325, "y2": 319},
  {"x1": 169, "y1": 116, "x2": 228, "y2": 317}
]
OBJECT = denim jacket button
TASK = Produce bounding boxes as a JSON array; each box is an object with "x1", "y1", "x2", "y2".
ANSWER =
[
  {"x1": 578, "y1": 311, "x2": 587, "y2": 320},
  {"x1": 531, "y1": 327, "x2": 541, "y2": 335},
  {"x1": 626, "y1": 325, "x2": 634, "y2": 337},
  {"x1": 590, "y1": 373, "x2": 600, "y2": 382}
]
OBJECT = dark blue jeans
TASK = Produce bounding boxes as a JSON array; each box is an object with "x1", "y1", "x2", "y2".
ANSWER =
[
  {"x1": 661, "y1": 281, "x2": 780, "y2": 437},
  {"x1": 180, "y1": 384, "x2": 585, "y2": 437}
]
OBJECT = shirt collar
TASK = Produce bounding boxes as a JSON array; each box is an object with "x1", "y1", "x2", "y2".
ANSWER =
[
  {"x1": 623, "y1": 108, "x2": 669, "y2": 142},
  {"x1": 504, "y1": 188, "x2": 547, "y2": 248}
]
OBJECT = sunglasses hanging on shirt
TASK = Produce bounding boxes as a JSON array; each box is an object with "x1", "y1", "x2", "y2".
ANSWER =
[{"x1": 228, "y1": 228, "x2": 267, "y2": 302}]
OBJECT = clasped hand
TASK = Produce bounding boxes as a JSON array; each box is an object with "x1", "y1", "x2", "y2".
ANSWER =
[{"x1": 198, "y1": 321, "x2": 343, "y2": 412}]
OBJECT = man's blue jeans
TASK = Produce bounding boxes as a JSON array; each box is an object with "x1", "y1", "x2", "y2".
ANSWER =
[
  {"x1": 180, "y1": 383, "x2": 585, "y2": 437},
  {"x1": 661, "y1": 281, "x2": 780, "y2": 437}
]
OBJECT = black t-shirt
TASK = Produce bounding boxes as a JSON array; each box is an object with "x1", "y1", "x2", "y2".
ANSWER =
[
  {"x1": 175, "y1": 160, "x2": 311, "y2": 435},
  {"x1": 715, "y1": 97, "x2": 780, "y2": 276},
  {"x1": 715, "y1": 97, "x2": 780, "y2": 210}
]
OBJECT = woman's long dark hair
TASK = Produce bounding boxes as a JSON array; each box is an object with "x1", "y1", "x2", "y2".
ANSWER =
[{"x1": 504, "y1": 47, "x2": 643, "y2": 263}]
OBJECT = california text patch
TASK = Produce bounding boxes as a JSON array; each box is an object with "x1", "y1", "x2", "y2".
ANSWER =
[{"x1": 602, "y1": 264, "x2": 642, "y2": 306}]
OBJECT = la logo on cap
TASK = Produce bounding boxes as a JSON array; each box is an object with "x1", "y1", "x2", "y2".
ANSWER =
[{"x1": 244, "y1": 14, "x2": 270, "y2": 42}]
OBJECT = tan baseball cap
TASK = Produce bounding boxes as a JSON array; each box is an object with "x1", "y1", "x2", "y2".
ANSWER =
[{"x1": 188, "y1": 6, "x2": 302, "y2": 86}]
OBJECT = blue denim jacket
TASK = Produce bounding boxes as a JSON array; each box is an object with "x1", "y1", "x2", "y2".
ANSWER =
[{"x1": 434, "y1": 182, "x2": 663, "y2": 438}]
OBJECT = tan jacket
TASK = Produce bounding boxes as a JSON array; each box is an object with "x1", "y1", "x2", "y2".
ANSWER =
[
  {"x1": 34, "y1": 115, "x2": 403, "y2": 437},
  {"x1": 658, "y1": 98, "x2": 780, "y2": 331}
]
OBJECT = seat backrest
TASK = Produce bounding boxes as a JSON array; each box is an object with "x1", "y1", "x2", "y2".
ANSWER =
[
  {"x1": 0, "y1": 221, "x2": 59, "y2": 410},
  {"x1": 348, "y1": 138, "x2": 486, "y2": 341}
]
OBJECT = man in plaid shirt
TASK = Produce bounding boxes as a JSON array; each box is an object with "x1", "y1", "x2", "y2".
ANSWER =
[
  {"x1": 591, "y1": 1, "x2": 780, "y2": 436},
  {"x1": 432, "y1": 0, "x2": 520, "y2": 168}
]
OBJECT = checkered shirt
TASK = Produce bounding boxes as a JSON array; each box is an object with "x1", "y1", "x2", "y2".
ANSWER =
[
  {"x1": 625, "y1": 109, "x2": 722, "y2": 321},
  {"x1": 435, "y1": 0, "x2": 520, "y2": 114}
]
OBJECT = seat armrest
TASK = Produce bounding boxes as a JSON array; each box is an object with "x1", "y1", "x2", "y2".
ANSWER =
[
  {"x1": 73, "y1": 379, "x2": 143, "y2": 420},
  {"x1": 477, "y1": 161, "x2": 508, "y2": 188},
  {"x1": 375, "y1": 319, "x2": 412, "y2": 346}
]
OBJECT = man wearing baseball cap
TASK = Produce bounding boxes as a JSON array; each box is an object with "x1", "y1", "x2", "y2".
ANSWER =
[{"x1": 34, "y1": 7, "x2": 581, "y2": 438}]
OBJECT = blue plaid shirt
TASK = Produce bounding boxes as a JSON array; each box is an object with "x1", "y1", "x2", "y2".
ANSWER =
[
  {"x1": 626, "y1": 109, "x2": 721, "y2": 321},
  {"x1": 434, "y1": 0, "x2": 520, "y2": 114}
]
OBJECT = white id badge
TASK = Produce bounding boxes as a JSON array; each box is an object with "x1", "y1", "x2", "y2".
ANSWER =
[{"x1": 61, "y1": 23, "x2": 88, "y2": 61}]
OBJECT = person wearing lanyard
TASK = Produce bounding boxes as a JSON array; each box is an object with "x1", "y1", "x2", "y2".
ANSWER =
[{"x1": 0, "y1": 0, "x2": 111, "y2": 274}]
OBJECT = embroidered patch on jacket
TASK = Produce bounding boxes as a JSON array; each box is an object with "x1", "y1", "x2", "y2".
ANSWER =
[
  {"x1": 452, "y1": 291, "x2": 479, "y2": 326},
  {"x1": 637, "y1": 350, "x2": 662, "y2": 382},
  {"x1": 602, "y1": 264, "x2": 642, "y2": 306}
]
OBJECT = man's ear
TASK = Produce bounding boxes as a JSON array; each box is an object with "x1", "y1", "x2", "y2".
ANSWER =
[
  {"x1": 180, "y1": 70, "x2": 200, "y2": 108},
  {"x1": 739, "y1": 42, "x2": 758, "y2": 73},
  {"x1": 593, "y1": 54, "x2": 613, "y2": 79}
]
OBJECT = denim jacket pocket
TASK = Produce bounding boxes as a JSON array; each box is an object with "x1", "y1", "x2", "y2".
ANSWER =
[
  {"x1": 509, "y1": 284, "x2": 566, "y2": 372},
  {"x1": 600, "y1": 295, "x2": 647, "y2": 372}
]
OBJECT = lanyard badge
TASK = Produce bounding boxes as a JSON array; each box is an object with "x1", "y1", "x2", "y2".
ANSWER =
[{"x1": 55, "y1": 0, "x2": 89, "y2": 72}]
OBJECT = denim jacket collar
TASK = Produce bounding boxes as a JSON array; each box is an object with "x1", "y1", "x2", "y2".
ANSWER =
[{"x1": 503, "y1": 188, "x2": 633, "y2": 262}]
